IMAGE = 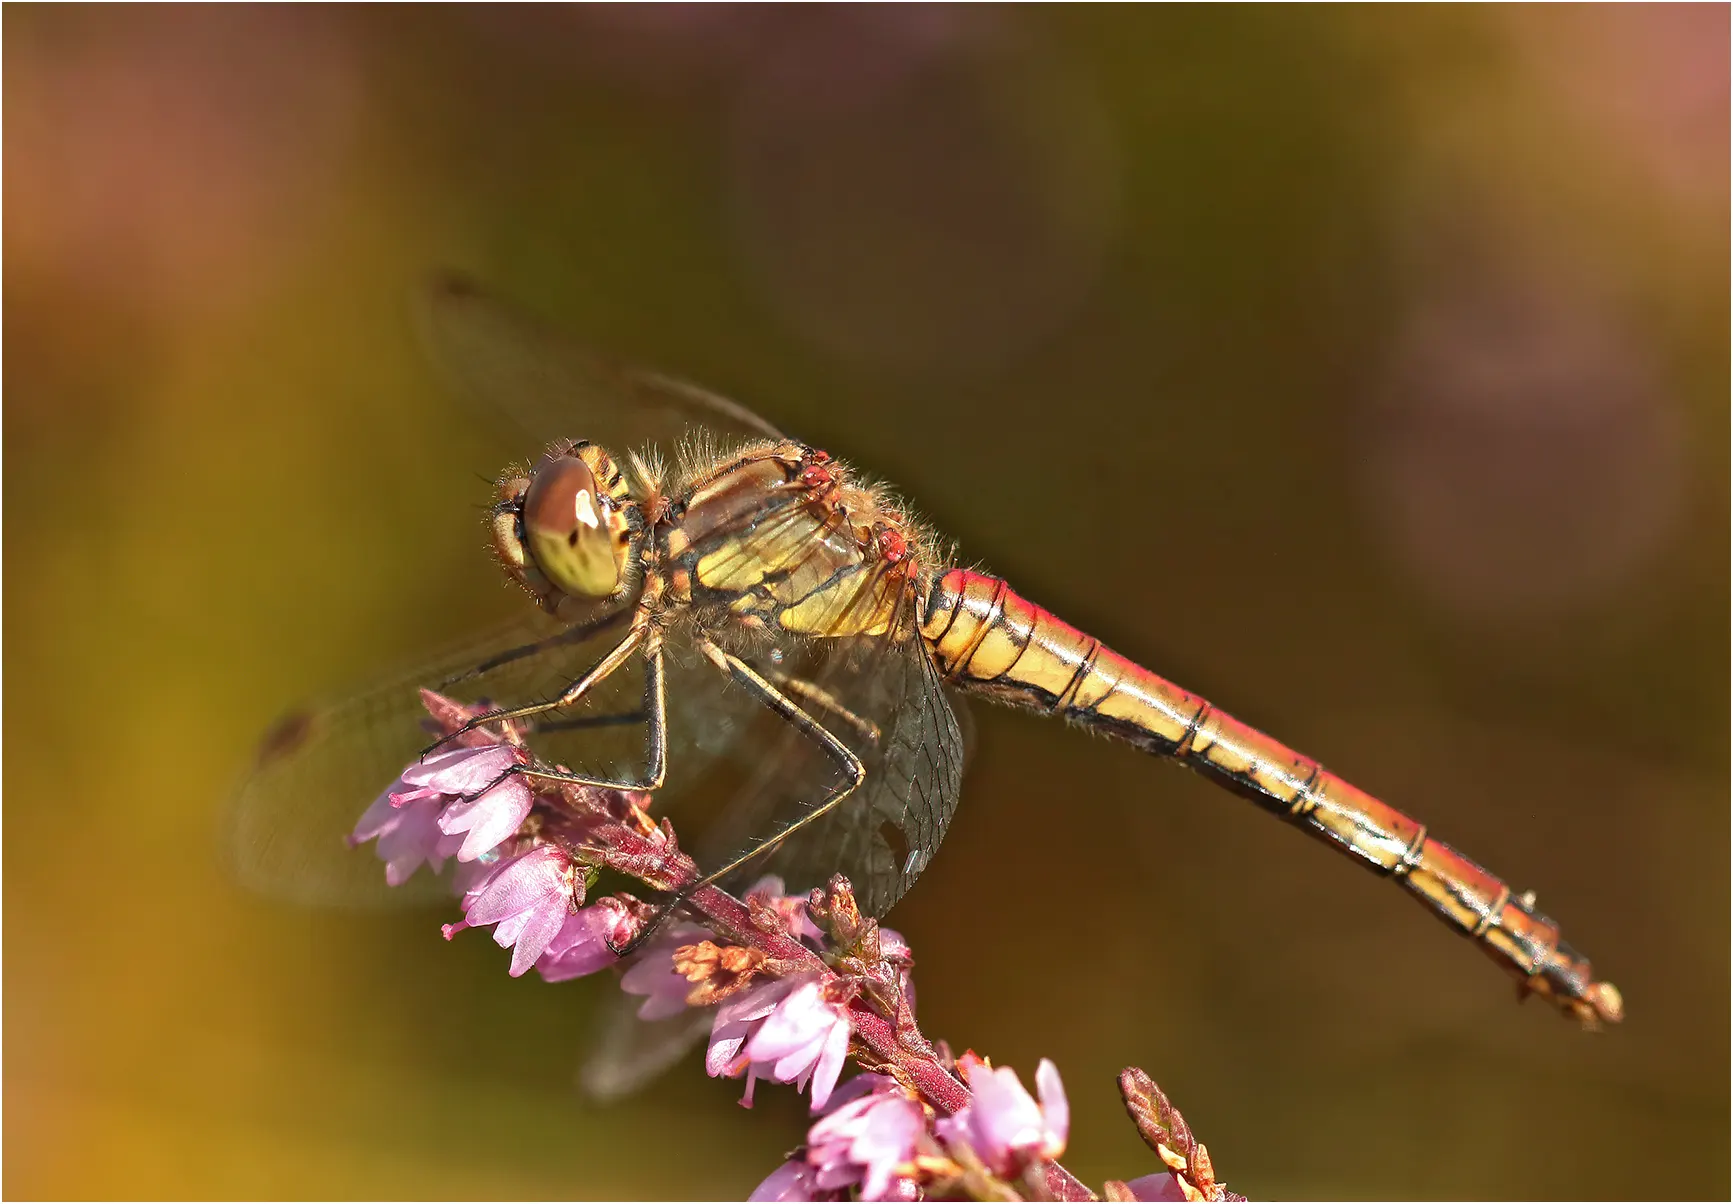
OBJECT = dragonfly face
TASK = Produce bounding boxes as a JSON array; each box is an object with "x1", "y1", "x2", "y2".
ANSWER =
[
  {"x1": 491, "y1": 441, "x2": 643, "y2": 615},
  {"x1": 226, "y1": 276, "x2": 1618, "y2": 1104}
]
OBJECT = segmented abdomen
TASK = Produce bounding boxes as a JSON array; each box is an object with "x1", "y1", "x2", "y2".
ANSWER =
[{"x1": 919, "y1": 568, "x2": 1622, "y2": 1027}]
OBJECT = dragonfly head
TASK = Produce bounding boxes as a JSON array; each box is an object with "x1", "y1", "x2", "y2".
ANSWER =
[{"x1": 491, "y1": 441, "x2": 639, "y2": 612}]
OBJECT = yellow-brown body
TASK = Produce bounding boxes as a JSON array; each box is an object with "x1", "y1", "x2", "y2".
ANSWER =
[
  {"x1": 918, "y1": 567, "x2": 1623, "y2": 1027},
  {"x1": 659, "y1": 440, "x2": 916, "y2": 645}
]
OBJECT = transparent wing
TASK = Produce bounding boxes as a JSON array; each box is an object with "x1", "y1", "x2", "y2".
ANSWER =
[
  {"x1": 764, "y1": 628, "x2": 965, "y2": 918},
  {"x1": 687, "y1": 600, "x2": 967, "y2": 920},
  {"x1": 416, "y1": 273, "x2": 786, "y2": 457},
  {"x1": 951, "y1": 690, "x2": 979, "y2": 777},
  {"x1": 223, "y1": 606, "x2": 643, "y2": 909},
  {"x1": 577, "y1": 999, "x2": 714, "y2": 1104}
]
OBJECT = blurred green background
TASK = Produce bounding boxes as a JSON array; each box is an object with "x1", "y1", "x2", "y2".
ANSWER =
[{"x1": 7, "y1": 5, "x2": 1728, "y2": 1199}]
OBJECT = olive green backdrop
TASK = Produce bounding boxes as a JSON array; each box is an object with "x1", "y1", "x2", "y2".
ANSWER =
[{"x1": 7, "y1": 6, "x2": 1727, "y2": 1199}]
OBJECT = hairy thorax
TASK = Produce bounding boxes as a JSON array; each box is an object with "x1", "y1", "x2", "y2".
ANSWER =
[{"x1": 657, "y1": 440, "x2": 927, "y2": 644}]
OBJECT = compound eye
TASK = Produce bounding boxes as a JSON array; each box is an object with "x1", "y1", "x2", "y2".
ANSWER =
[{"x1": 522, "y1": 454, "x2": 620, "y2": 598}]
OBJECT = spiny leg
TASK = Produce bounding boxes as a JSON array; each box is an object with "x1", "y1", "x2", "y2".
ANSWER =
[
  {"x1": 462, "y1": 644, "x2": 670, "y2": 800},
  {"x1": 608, "y1": 639, "x2": 866, "y2": 956},
  {"x1": 443, "y1": 606, "x2": 633, "y2": 685},
  {"x1": 687, "y1": 643, "x2": 866, "y2": 882},
  {"x1": 425, "y1": 622, "x2": 645, "y2": 757},
  {"x1": 519, "y1": 645, "x2": 668, "y2": 792},
  {"x1": 772, "y1": 671, "x2": 882, "y2": 746},
  {"x1": 537, "y1": 710, "x2": 648, "y2": 733}
]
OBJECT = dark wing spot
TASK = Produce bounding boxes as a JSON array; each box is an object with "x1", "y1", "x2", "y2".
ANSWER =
[
  {"x1": 256, "y1": 709, "x2": 316, "y2": 766},
  {"x1": 877, "y1": 820, "x2": 910, "y2": 872}
]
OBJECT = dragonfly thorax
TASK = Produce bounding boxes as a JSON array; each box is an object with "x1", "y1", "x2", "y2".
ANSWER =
[
  {"x1": 491, "y1": 440, "x2": 643, "y2": 615},
  {"x1": 662, "y1": 440, "x2": 923, "y2": 642}
]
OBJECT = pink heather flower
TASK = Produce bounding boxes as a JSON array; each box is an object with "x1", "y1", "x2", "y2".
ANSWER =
[
  {"x1": 936, "y1": 1057, "x2": 1070, "y2": 1176},
  {"x1": 707, "y1": 975, "x2": 800, "y2": 1088},
  {"x1": 748, "y1": 1160, "x2": 838, "y2": 1202},
  {"x1": 708, "y1": 974, "x2": 851, "y2": 1110},
  {"x1": 349, "y1": 790, "x2": 462, "y2": 886},
  {"x1": 619, "y1": 923, "x2": 714, "y2": 1021},
  {"x1": 389, "y1": 743, "x2": 532, "y2": 861},
  {"x1": 804, "y1": 1074, "x2": 926, "y2": 1200},
  {"x1": 1123, "y1": 1173, "x2": 1190, "y2": 1201},
  {"x1": 536, "y1": 897, "x2": 636, "y2": 983},
  {"x1": 440, "y1": 844, "x2": 580, "y2": 976}
]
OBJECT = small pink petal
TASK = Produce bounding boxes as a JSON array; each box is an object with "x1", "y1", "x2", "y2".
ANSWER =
[
  {"x1": 620, "y1": 923, "x2": 712, "y2": 1021},
  {"x1": 971, "y1": 1064, "x2": 1042, "y2": 1158},
  {"x1": 1122, "y1": 1173, "x2": 1188, "y2": 1202},
  {"x1": 359, "y1": 794, "x2": 451, "y2": 885},
  {"x1": 438, "y1": 778, "x2": 534, "y2": 860},
  {"x1": 745, "y1": 980, "x2": 832, "y2": 1061},
  {"x1": 706, "y1": 1033, "x2": 748, "y2": 1077},
  {"x1": 537, "y1": 904, "x2": 629, "y2": 982},
  {"x1": 814, "y1": 1073, "x2": 896, "y2": 1116},
  {"x1": 807, "y1": 1012, "x2": 851, "y2": 1111},
  {"x1": 506, "y1": 901, "x2": 568, "y2": 977},
  {"x1": 350, "y1": 788, "x2": 401, "y2": 844},
  {"x1": 465, "y1": 846, "x2": 570, "y2": 925},
  {"x1": 803, "y1": 1077, "x2": 924, "y2": 1200},
  {"x1": 772, "y1": 1034, "x2": 826, "y2": 1087},
  {"x1": 491, "y1": 910, "x2": 530, "y2": 950},
  {"x1": 749, "y1": 1161, "x2": 819, "y2": 1202},
  {"x1": 708, "y1": 976, "x2": 801, "y2": 1075},
  {"x1": 721, "y1": 975, "x2": 799, "y2": 1026},
  {"x1": 1035, "y1": 1058, "x2": 1069, "y2": 1153},
  {"x1": 400, "y1": 743, "x2": 519, "y2": 792}
]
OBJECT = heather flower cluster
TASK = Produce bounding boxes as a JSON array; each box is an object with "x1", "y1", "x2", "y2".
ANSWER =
[
  {"x1": 752, "y1": 1060, "x2": 1070, "y2": 1202},
  {"x1": 349, "y1": 742, "x2": 531, "y2": 883},
  {"x1": 350, "y1": 690, "x2": 1238, "y2": 1202}
]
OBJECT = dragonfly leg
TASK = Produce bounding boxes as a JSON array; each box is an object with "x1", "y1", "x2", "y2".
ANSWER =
[
  {"x1": 435, "y1": 605, "x2": 632, "y2": 687},
  {"x1": 515, "y1": 644, "x2": 668, "y2": 792},
  {"x1": 771, "y1": 672, "x2": 882, "y2": 745},
  {"x1": 607, "y1": 639, "x2": 865, "y2": 957},
  {"x1": 426, "y1": 622, "x2": 646, "y2": 756},
  {"x1": 535, "y1": 709, "x2": 649, "y2": 733},
  {"x1": 440, "y1": 644, "x2": 667, "y2": 832}
]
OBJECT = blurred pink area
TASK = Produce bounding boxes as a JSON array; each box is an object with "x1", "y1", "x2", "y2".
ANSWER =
[
  {"x1": 7, "y1": 8, "x2": 362, "y2": 319},
  {"x1": 1498, "y1": 3, "x2": 1729, "y2": 207},
  {"x1": 1367, "y1": 222, "x2": 1684, "y2": 619}
]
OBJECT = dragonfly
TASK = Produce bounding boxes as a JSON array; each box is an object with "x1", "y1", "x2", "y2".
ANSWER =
[{"x1": 229, "y1": 276, "x2": 1621, "y2": 1093}]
